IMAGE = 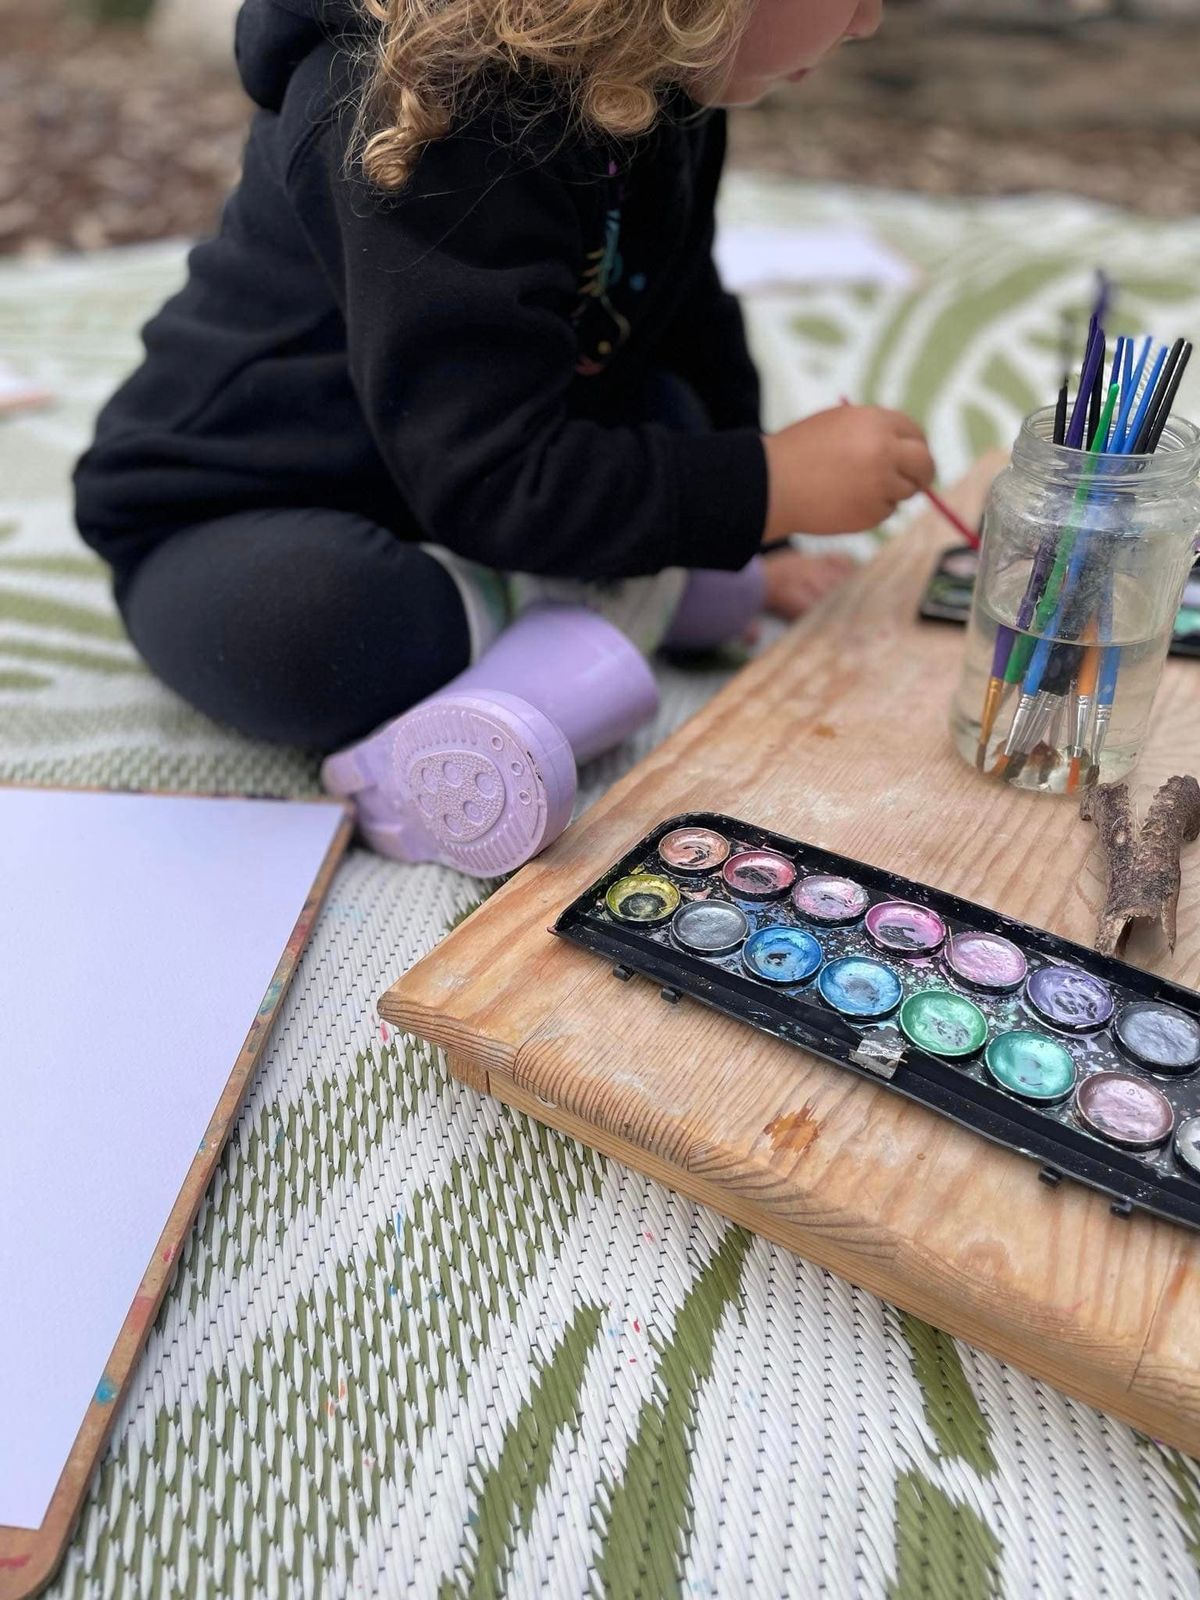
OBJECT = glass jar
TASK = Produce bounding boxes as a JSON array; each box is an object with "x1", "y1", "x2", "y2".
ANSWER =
[{"x1": 950, "y1": 408, "x2": 1200, "y2": 793}]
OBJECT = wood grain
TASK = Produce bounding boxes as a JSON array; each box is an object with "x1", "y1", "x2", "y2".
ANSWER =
[{"x1": 380, "y1": 455, "x2": 1200, "y2": 1455}]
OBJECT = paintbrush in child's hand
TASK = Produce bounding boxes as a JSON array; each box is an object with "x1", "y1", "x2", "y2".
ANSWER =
[
  {"x1": 922, "y1": 487, "x2": 980, "y2": 548},
  {"x1": 762, "y1": 481, "x2": 978, "y2": 554},
  {"x1": 832, "y1": 398, "x2": 977, "y2": 546}
]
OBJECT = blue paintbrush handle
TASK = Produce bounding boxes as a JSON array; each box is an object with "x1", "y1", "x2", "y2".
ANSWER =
[
  {"x1": 1095, "y1": 581, "x2": 1119, "y2": 720},
  {"x1": 1097, "y1": 644, "x2": 1120, "y2": 706},
  {"x1": 1119, "y1": 345, "x2": 1168, "y2": 455},
  {"x1": 1022, "y1": 633, "x2": 1054, "y2": 697},
  {"x1": 1110, "y1": 335, "x2": 1149, "y2": 450}
]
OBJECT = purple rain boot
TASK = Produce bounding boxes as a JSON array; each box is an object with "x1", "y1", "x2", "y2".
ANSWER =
[
  {"x1": 662, "y1": 558, "x2": 766, "y2": 652},
  {"x1": 321, "y1": 604, "x2": 659, "y2": 876}
]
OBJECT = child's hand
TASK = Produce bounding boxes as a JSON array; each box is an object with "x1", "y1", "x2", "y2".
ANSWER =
[{"x1": 762, "y1": 405, "x2": 935, "y2": 540}]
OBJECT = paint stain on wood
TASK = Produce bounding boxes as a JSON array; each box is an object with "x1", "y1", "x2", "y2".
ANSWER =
[{"x1": 765, "y1": 1105, "x2": 820, "y2": 1155}]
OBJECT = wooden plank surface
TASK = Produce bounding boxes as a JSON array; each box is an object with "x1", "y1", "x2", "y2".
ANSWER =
[{"x1": 379, "y1": 454, "x2": 1200, "y2": 1454}]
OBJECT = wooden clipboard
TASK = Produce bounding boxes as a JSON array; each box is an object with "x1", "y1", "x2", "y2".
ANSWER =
[{"x1": 0, "y1": 789, "x2": 354, "y2": 1600}]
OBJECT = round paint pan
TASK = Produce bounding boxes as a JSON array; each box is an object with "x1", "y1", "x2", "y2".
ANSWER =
[
  {"x1": 1075, "y1": 1071, "x2": 1175, "y2": 1151},
  {"x1": 899, "y1": 990, "x2": 988, "y2": 1059},
  {"x1": 1113, "y1": 1001, "x2": 1200, "y2": 1076},
  {"x1": 1025, "y1": 965, "x2": 1114, "y2": 1034},
  {"x1": 670, "y1": 900, "x2": 749, "y2": 958},
  {"x1": 864, "y1": 901, "x2": 947, "y2": 957},
  {"x1": 657, "y1": 825, "x2": 731, "y2": 877},
  {"x1": 791, "y1": 874, "x2": 870, "y2": 926},
  {"x1": 944, "y1": 931, "x2": 1028, "y2": 993},
  {"x1": 721, "y1": 848, "x2": 797, "y2": 902},
  {"x1": 985, "y1": 1031, "x2": 1076, "y2": 1103},
  {"x1": 817, "y1": 956, "x2": 903, "y2": 1020},
  {"x1": 605, "y1": 873, "x2": 681, "y2": 926},
  {"x1": 1174, "y1": 1115, "x2": 1200, "y2": 1179},
  {"x1": 742, "y1": 926, "x2": 823, "y2": 986},
  {"x1": 942, "y1": 548, "x2": 980, "y2": 581}
]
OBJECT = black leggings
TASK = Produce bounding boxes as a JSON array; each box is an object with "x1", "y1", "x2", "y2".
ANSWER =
[
  {"x1": 117, "y1": 510, "x2": 472, "y2": 751},
  {"x1": 113, "y1": 374, "x2": 710, "y2": 752}
]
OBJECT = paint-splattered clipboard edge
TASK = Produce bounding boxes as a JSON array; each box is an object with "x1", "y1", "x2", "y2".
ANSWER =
[{"x1": 0, "y1": 786, "x2": 355, "y2": 1600}]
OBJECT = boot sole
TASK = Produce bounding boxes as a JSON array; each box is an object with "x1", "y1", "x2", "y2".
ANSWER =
[{"x1": 321, "y1": 691, "x2": 577, "y2": 878}]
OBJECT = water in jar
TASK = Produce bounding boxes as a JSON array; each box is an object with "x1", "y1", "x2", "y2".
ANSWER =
[{"x1": 950, "y1": 561, "x2": 1176, "y2": 793}]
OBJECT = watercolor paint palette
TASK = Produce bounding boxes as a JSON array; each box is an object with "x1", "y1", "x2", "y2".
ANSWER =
[
  {"x1": 554, "y1": 812, "x2": 1200, "y2": 1231},
  {"x1": 919, "y1": 544, "x2": 1200, "y2": 657}
]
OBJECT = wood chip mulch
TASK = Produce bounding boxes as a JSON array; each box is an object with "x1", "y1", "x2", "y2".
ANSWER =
[
  {"x1": 2, "y1": 2, "x2": 1198, "y2": 258},
  {"x1": 0, "y1": 10, "x2": 249, "y2": 256}
]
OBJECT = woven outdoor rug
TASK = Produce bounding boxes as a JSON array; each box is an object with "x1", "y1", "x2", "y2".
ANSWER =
[{"x1": 2, "y1": 175, "x2": 1200, "y2": 1599}]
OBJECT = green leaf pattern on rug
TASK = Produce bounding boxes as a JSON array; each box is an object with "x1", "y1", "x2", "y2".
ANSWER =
[
  {"x1": 1160, "y1": 1449, "x2": 1200, "y2": 1569},
  {"x1": 889, "y1": 1469, "x2": 1002, "y2": 1600},
  {"x1": 592, "y1": 1226, "x2": 750, "y2": 1600},
  {"x1": 443, "y1": 1303, "x2": 605, "y2": 1600},
  {"x1": 897, "y1": 1313, "x2": 996, "y2": 1474},
  {"x1": 0, "y1": 585, "x2": 126, "y2": 641}
]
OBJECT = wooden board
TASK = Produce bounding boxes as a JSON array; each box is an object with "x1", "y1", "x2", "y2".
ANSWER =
[
  {"x1": 379, "y1": 455, "x2": 1200, "y2": 1456},
  {"x1": 0, "y1": 792, "x2": 354, "y2": 1600}
]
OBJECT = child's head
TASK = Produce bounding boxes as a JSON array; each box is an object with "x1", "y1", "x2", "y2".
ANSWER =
[
  {"x1": 700, "y1": 0, "x2": 880, "y2": 106},
  {"x1": 356, "y1": 0, "x2": 881, "y2": 188}
]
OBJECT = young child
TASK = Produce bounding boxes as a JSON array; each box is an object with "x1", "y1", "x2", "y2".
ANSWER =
[{"x1": 75, "y1": 0, "x2": 934, "y2": 878}]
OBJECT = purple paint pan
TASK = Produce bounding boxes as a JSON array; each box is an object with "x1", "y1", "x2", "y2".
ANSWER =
[
  {"x1": 791, "y1": 874, "x2": 870, "y2": 926},
  {"x1": 864, "y1": 900, "x2": 947, "y2": 956},
  {"x1": 945, "y1": 931, "x2": 1028, "y2": 993},
  {"x1": 1076, "y1": 1072, "x2": 1174, "y2": 1151},
  {"x1": 722, "y1": 848, "x2": 797, "y2": 902},
  {"x1": 1026, "y1": 965, "x2": 1114, "y2": 1033}
]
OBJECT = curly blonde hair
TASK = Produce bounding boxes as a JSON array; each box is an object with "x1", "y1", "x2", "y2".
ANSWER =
[{"x1": 354, "y1": 0, "x2": 747, "y2": 189}]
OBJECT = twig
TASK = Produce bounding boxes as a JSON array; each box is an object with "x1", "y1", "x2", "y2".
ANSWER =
[{"x1": 1079, "y1": 776, "x2": 1200, "y2": 956}]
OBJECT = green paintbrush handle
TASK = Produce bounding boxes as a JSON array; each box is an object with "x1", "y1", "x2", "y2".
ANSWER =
[{"x1": 1003, "y1": 385, "x2": 1118, "y2": 684}]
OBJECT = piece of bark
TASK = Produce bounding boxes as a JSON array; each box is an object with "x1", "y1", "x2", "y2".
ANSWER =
[{"x1": 1079, "y1": 776, "x2": 1200, "y2": 956}]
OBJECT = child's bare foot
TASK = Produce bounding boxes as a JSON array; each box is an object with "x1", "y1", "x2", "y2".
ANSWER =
[{"x1": 761, "y1": 548, "x2": 857, "y2": 621}]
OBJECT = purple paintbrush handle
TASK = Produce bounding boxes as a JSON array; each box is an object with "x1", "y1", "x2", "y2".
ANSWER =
[
  {"x1": 1068, "y1": 315, "x2": 1107, "y2": 448},
  {"x1": 1015, "y1": 542, "x2": 1058, "y2": 630},
  {"x1": 989, "y1": 623, "x2": 1014, "y2": 677},
  {"x1": 1067, "y1": 324, "x2": 1106, "y2": 450}
]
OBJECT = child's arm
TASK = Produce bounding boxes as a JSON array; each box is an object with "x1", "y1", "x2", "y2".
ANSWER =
[
  {"x1": 289, "y1": 109, "x2": 767, "y2": 584},
  {"x1": 763, "y1": 404, "x2": 936, "y2": 539}
]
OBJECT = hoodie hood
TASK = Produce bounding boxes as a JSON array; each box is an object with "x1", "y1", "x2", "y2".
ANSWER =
[{"x1": 234, "y1": 0, "x2": 368, "y2": 111}]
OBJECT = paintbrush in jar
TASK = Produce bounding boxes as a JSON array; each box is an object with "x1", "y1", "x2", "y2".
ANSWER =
[
  {"x1": 975, "y1": 375, "x2": 1071, "y2": 768},
  {"x1": 991, "y1": 381, "x2": 1119, "y2": 778}
]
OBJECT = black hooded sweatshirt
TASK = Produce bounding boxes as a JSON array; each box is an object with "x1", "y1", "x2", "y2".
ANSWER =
[{"x1": 73, "y1": 0, "x2": 768, "y2": 582}]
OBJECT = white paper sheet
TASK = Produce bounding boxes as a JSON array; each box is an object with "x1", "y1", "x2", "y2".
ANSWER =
[
  {"x1": 0, "y1": 789, "x2": 345, "y2": 1529},
  {"x1": 0, "y1": 357, "x2": 51, "y2": 415},
  {"x1": 713, "y1": 224, "x2": 918, "y2": 295}
]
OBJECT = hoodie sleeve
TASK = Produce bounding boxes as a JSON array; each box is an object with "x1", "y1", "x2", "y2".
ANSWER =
[{"x1": 285, "y1": 117, "x2": 768, "y2": 581}]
